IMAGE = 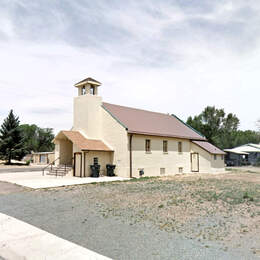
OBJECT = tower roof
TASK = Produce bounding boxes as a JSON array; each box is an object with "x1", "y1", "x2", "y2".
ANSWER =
[{"x1": 74, "y1": 77, "x2": 101, "y2": 87}]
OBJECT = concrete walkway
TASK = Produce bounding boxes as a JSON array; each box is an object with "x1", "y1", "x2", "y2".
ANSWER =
[
  {"x1": 0, "y1": 167, "x2": 44, "y2": 173},
  {"x1": 0, "y1": 213, "x2": 111, "y2": 260},
  {"x1": 0, "y1": 172, "x2": 128, "y2": 189},
  {"x1": 0, "y1": 171, "x2": 129, "y2": 189}
]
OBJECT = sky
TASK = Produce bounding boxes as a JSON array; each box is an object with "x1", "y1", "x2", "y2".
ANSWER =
[{"x1": 0, "y1": 0, "x2": 259, "y2": 133}]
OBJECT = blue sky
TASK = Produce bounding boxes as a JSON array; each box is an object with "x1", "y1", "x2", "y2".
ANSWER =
[{"x1": 0, "y1": 0, "x2": 259, "y2": 132}]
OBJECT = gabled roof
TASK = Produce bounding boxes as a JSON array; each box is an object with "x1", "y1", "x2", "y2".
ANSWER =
[
  {"x1": 248, "y1": 143, "x2": 260, "y2": 149},
  {"x1": 74, "y1": 77, "x2": 101, "y2": 87},
  {"x1": 224, "y1": 144, "x2": 260, "y2": 154},
  {"x1": 102, "y1": 102, "x2": 206, "y2": 140},
  {"x1": 55, "y1": 131, "x2": 112, "y2": 152},
  {"x1": 192, "y1": 141, "x2": 225, "y2": 155}
]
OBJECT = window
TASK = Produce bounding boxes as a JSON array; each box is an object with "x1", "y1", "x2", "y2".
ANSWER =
[
  {"x1": 160, "y1": 168, "x2": 165, "y2": 175},
  {"x1": 221, "y1": 155, "x2": 224, "y2": 160},
  {"x1": 178, "y1": 167, "x2": 183, "y2": 173},
  {"x1": 90, "y1": 86, "x2": 95, "y2": 95},
  {"x1": 145, "y1": 139, "x2": 151, "y2": 152},
  {"x1": 178, "y1": 142, "x2": 182, "y2": 153},
  {"x1": 214, "y1": 155, "x2": 217, "y2": 160},
  {"x1": 82, "y1": 86, "x2": 86, "y2": 95},
  {"x1": 163, "y1": 140, "x2": 168, "y2": 153}
]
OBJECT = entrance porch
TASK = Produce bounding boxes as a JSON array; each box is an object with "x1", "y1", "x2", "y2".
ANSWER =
[{"x1": 54, "y1": 131, "x2": 114, "y2": 177}]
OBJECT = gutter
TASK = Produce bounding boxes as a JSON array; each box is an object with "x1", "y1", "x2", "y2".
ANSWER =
[{"x1": 129, "y1": 134, "x2": 133, "y2": 178}]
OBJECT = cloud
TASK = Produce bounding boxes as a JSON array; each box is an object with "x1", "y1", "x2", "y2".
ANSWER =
[{"x1": 0, "y1": 0, "x2": 259, "y2": 133}]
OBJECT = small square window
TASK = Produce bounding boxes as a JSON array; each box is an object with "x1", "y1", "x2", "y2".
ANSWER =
[
  {"x1": 163, "y1": 140, "x2": 168, "y2": 153},
  {"x1": 145, "y1": 139, "x2": 151, "y2": 152},
  {"x1": 178, "y1": 167, "x2": 183, "y2": 173},
  {"x1": 178, "y1": 142, "x2": 182, "y2": 153},
  {"x1": 160, "y1": 168, "x2": 165, "y2": 175}
]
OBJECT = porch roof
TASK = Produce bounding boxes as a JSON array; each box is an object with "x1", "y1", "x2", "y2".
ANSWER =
[{"x1": 55, "y1": 131, "x2": 113, "y2": 152}]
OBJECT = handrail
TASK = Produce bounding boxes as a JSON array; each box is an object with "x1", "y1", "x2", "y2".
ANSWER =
[{"x1": 42, "y1": 157, "x2": 60, "y2": 176}]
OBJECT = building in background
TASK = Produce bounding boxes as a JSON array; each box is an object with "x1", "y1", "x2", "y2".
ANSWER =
[{"x1": 224, "y1": 144, "x2": 260, "y2": 166}]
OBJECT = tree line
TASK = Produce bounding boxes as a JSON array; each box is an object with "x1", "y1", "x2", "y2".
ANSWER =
[
  {"x1": 0, "y1": 110, "x2": 55, "y2": 164},
  {"x1": 186, "y1": 106, "x2": 260, "y2": 149}
]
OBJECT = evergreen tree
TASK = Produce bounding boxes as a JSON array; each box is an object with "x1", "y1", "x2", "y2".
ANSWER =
[{"x1": 0, "y1": 110, "x2": 24, "y2": 164}]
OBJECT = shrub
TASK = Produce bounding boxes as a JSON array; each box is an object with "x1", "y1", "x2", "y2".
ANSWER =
[{"x1": 25, "y1": 160, "x2": 30, "y2": 166}]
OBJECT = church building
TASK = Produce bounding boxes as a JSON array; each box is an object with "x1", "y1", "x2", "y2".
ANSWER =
[{"x1": 53, "y1": 77, "x2": 225, "y2": 178}]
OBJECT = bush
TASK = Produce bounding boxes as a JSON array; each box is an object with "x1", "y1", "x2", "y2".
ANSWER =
[{"x1": 25, "y1": 160, "x2": 30, "y2": 166}]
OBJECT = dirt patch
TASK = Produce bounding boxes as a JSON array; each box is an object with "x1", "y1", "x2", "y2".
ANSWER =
[
  {"x1": 0, "y1": 181, "x2": 28, "y2": 195},
  {"x1": 58, "y1": 171, "x2": 260, "y2": 253}
]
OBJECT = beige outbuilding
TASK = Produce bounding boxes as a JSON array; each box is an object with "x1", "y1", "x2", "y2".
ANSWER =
[{"x1": 53, "y1": 77, "x2": 225, "y2": 178}]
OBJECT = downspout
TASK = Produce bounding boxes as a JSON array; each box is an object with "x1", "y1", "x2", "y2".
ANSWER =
[{"x1": 129, "y1": 134, "x2": 133, "y2": 178}]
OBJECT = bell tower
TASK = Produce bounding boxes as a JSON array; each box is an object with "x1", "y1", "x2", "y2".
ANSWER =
[
  {"x1": 74, "y1": 77, "x2": 101, "y2": 96},
  {"x1": 73, "y1": 77, "x2": 102, "y2": 139}
]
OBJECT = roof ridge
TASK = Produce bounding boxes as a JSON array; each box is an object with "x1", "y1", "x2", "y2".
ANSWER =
[{"x1": 103, "y1": 102, "x2": 176, "y2": 117}]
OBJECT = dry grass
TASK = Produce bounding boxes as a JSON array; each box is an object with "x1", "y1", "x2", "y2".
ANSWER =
[{"x1": 64, "y1": 171, "x2": 260, "y2": 250}]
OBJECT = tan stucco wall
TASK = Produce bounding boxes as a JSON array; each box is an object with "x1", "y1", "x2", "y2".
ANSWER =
[
  {"x1": 59, "y1": 139, "x2": 73, "y2": 165},
  {"x1": 211, "y1": 154, "x2": 225, "y2": 172},
  {"x1": 74, "y1": 153, "x2": 82, "y2": 177},
  {"x1": 102, "y1": 108, "x2": 129, "y2": 177},
  {"x1": 131, "y1": 135, "x2": 192, "y2": 177},
  {"x1": 32, "y1": 153, "x2": 55, "y2": 164},
  {"x1": 73, "y1": 94, "x2": 102, "y2": 139},
  {"x1": 83, "y1": 151, "x2": 112, "y2": 177},
  {"x1": 191, "y1": 142, "x2": 212, "y2": 173},
  {"x1": 191, "y1": 143, "x2": 225, "y2": 173}
]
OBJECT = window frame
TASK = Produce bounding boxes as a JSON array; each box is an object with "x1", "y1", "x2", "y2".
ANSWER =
[
  {"x1": 145, "y1": 139, "x2": 151, "y2": 153},
  {"x1": 178, "y1": 141, "x2": 182, "y2": 153},
  {"x1": 163, "y1": 140, "x2": 168, "y2": 153}
]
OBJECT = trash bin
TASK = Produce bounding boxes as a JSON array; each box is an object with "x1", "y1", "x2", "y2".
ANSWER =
[
  {"x1": 106, "y1": 164, "x2": 116, "y2": 176},
  {"x1": 90, "y1": 164, "x2": 100, "y2": 177},
  {"x1": 90, "y1": 157, "x2": 100, "y2": 177},
  {"x1": 139, "y1": 169, "x2": 144, "y2": 177}
]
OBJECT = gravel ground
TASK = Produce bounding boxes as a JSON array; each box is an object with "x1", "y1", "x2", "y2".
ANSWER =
[{"x1": 0, "y1": 180, "x2": 259, "y2": 259}]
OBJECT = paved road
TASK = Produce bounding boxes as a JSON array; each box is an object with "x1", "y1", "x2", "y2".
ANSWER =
[{"x1": 0, "y1": 182, "x2": 258, "y2": 260}]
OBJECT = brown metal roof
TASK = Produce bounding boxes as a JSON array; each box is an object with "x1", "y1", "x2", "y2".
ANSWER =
[
  {"x1": 192, "y1": 141, "x2": 225, "y2": 155},
  {"x1": 102, "y1": 102, "x2": 206, "y2": 140},
  {"x1": 58, "y1": 131, "x2": 112, "y2": 151}
]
